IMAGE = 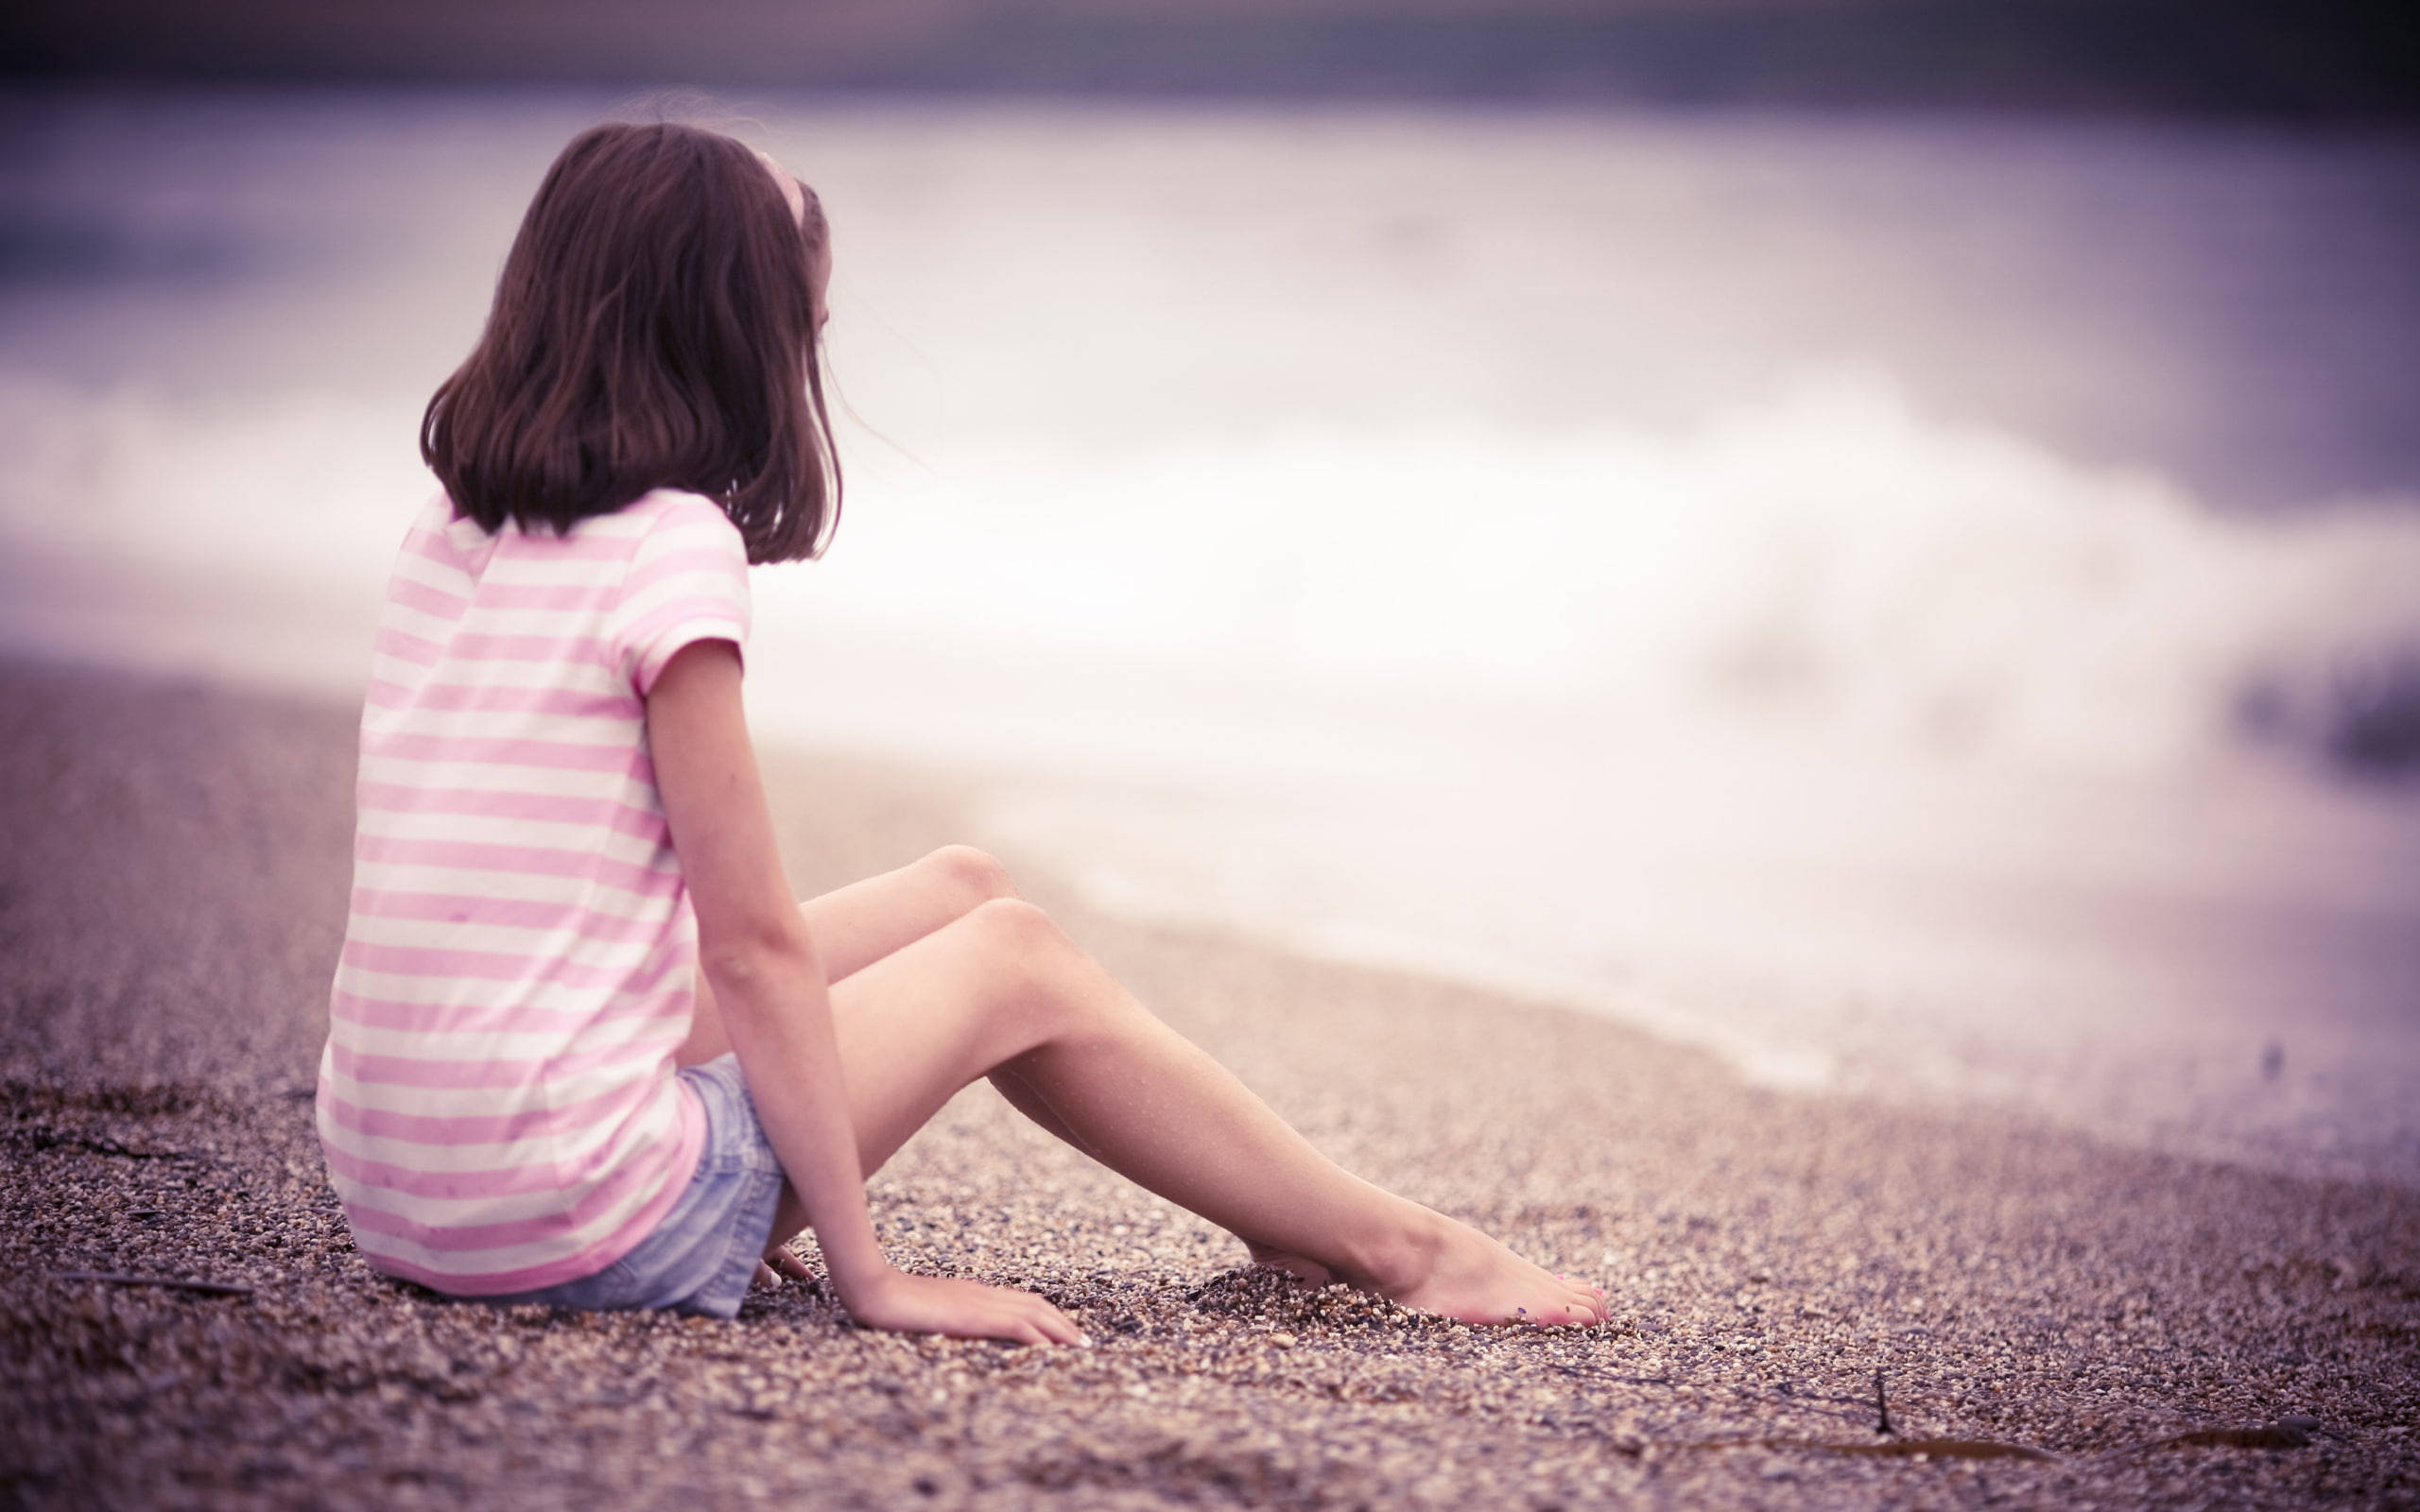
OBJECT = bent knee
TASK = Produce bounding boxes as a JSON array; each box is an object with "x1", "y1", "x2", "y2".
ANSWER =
[
  {"x1": 958, "y1": 898, "x2": 1132, "y2": 1042},
  {"x1": 924, "y1": 844, "x2": 1017, "y2": 907},
  {"x1": 960, "y1": 897, "x2": 1082, "y2": 1005},
  {"x1": 963, "y1": 895, "x2": 1062, "y2": 959}
]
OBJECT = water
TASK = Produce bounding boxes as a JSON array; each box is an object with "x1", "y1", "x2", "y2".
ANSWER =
[{"x1": 4, "y1": 86, "x2": 2416, "y2": 1183}]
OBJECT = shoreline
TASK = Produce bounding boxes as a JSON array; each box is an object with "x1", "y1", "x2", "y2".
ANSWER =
[{"x1": 3, "y1": 654, "x2": 2415, "y2": 1508}]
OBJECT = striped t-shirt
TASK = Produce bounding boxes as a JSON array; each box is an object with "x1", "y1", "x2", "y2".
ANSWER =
[{"x1": 317, "y1": 488, "x2": 751, "y2": 1295}]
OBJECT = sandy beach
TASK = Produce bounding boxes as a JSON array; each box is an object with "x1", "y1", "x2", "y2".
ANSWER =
[{"x1": 2, "y1": 654, "x2": 2414, "y2": 1509}]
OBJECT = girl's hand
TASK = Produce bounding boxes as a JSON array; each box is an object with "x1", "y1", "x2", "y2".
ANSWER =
[
  {"x1": 839, "y1": 1266, "x2": 1090, "y2": 1348},
  {"x1": 754, "y1": 1244, "x2": 820, "y2": 1291}
]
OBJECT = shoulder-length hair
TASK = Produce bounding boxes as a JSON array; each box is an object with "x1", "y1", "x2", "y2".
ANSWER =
[{"x1": 421, "y1": 122, "x2": 839, "y2": 563}]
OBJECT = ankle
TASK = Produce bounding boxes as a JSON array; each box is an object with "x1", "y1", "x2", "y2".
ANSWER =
[{"x1": 1337, "y1": 1201, "x2": 1449, "y2": 1296}]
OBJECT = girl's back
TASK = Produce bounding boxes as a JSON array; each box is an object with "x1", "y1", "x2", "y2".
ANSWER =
[{"x1": 320, "y1": 488, "x2": 748, "y2": 1296}]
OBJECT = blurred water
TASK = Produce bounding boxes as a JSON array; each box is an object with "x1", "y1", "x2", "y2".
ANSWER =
[{"x1": 3, "y1": 86, "x2": 2416, "y2": 1182}]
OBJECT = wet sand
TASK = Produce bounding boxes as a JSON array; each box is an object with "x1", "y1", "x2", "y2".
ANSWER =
[{"x1": 3, "y1": 656, "x2": 2414, "y2": 1509}]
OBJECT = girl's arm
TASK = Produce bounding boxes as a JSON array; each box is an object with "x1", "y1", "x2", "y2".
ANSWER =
[{"x1": 646, "y1": 639, "x2": 1083, "y2": 1346}]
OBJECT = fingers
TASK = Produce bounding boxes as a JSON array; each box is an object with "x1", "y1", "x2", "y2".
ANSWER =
[
  {"x1": 1029, "y1": 1298, "x2": 1089, "y2": 1348},
  {"x1": 969, "y1": 1284, "x2": 1087, "y2": 1349},
  {"x1": 752, "y1": 1243, "x2": 821, "y2": 1294},
  {"x1": 850, "y1": 1272, "x2": 1091, "y2": 1349},
  {"x1": 754, "y1": 1253, "x2": 814, "y2": 1289}
]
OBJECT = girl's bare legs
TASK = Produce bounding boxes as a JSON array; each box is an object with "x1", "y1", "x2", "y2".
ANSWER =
[
  {"x1": 696, "y1": 849, "x2": 1606, "y2": 1326},
  {"x1": 676, "y1": 844, "x2": 1016, "y2": 1066},
  {"x1": 679, "y1": 845, "x2": 1112, "y2": 1221},
  {"x1": 681, "y1": 847, "x2": 1124, "y2": 1169}
]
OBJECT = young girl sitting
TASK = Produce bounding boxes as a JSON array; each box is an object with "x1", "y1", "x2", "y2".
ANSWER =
[{"x1": 315, "y1": 121, "x2": 1608, "y2": 1343}]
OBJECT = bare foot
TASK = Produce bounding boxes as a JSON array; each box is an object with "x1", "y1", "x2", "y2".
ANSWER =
[
  {"x1": 1358, "y1": 1210, "x2": 1608, "y2": 1327},
  {"x1": 1244, "y1": 1242, "x2": 1335, "y2": 1285}
]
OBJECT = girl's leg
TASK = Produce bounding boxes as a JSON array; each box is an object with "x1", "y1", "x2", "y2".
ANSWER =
[
  {"x1": 741, "y1": 893, "x2": 1607, "y2": 1327},
  {"x1": 678, "y1": 845, "x2": 1016, "y2": 1066},
  {"x1": 683, "y1": 846, "x2": 1104, "y2": 1158}
]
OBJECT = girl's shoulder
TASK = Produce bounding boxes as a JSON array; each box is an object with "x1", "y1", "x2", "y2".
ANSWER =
[
  {"x1": 589, "y1": 490, "x2": 747, "y2": 554},
  {"x1": 627, "y1": 488, "x2": 742, "y2": 531},
  {"x1": 416, "y1": 488, "x2": 744, "y2": 572}
]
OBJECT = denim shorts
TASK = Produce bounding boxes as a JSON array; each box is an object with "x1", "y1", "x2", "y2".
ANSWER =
[{"x1": 486, "y1": 1056, "x2": 786, "y2": 1319}]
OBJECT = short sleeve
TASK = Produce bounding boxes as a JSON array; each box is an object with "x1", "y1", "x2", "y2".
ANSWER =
[{"x1": 607, "y1": 495, "x2": 752, "y2": 696}]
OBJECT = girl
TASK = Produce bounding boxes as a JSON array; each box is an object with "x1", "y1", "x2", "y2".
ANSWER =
[{"x1": 317, "y1": 121, "x2": 1608, "y2": 1342}]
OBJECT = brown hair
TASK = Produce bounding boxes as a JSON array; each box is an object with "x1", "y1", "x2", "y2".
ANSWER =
[{"x1": 421, "y1": 122, "x2": 839, "y2": 563}]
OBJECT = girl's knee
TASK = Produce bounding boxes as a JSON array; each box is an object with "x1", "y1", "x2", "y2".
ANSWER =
[
  {"x1": 964, "y1": 895, "x2": 1063, "y2": 967},
  {"x1": 962, "y1": 897, "x2": 1099, "y2": 1023},
  {"x1": 925, "y1": 844, "x2": 1017, "y2": 908},
  {"x1": 959, "y1": 898, "x2": 1139, "y2": 1048}
]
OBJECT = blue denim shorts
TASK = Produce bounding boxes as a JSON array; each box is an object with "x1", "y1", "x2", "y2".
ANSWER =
[{"x1": 486, "y1": 1056, "x2": 786, "y2": 1319}]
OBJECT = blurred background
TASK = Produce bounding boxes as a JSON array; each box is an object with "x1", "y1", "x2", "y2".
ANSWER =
[{"x1": 3, "y1": 1, "x2": 2416, "y2": 1182}]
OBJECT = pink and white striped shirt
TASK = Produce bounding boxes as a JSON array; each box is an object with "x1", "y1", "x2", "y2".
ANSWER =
[{"x1": 317, "y1": 489, "x2": 751, "y2": 1295}]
